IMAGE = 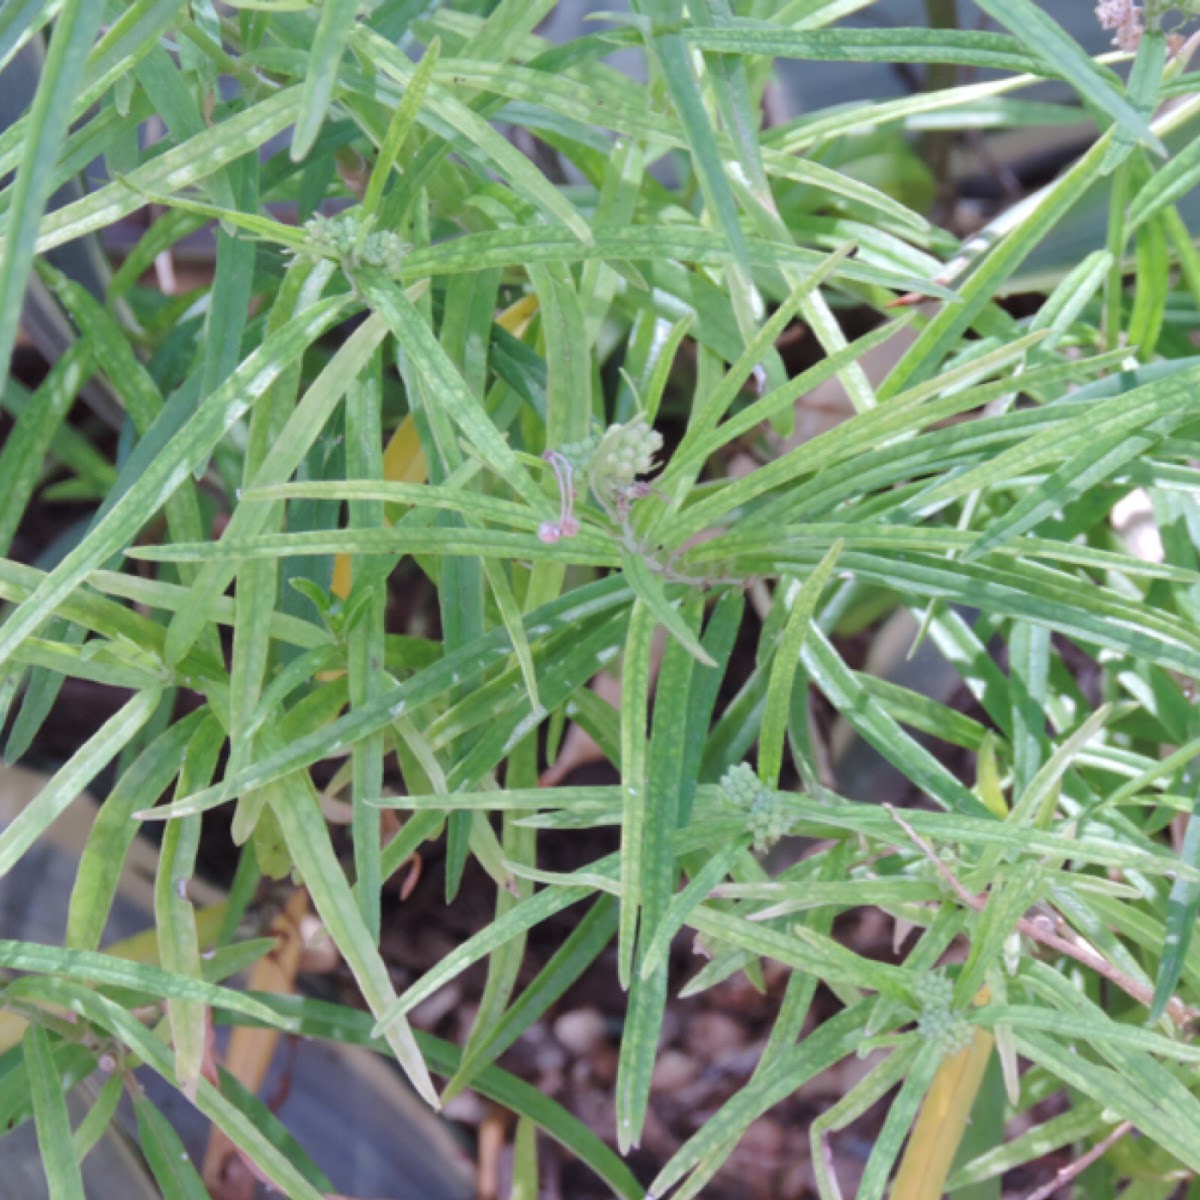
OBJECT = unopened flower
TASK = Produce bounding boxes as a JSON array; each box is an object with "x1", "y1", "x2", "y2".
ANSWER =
[
  {"x1": 912, "y1": 971, "x2": 974, "y2": 1058},
  {"x1": 540, "y1": 415, "x2": 663, "y2": 536},
  {"x1": 719, "y1": 762, "x2": 792, "y2": 851},
  {"x1": 589, "y1": 416, "x2": 663, "y2": 508},
  {"x1": 300, "y1": 209, "x2": 409, "y2": 275}
]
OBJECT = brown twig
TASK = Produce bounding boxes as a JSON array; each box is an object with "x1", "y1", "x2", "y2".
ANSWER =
[
  {"x1": 884, "y1": 805, "x2": 1198, "y2": 1027},
  {"x1": 1023, "y1": 1120, "x2": 1133, "y2": 1200}
]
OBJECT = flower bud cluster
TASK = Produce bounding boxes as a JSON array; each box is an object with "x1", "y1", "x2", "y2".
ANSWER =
[
  {"x1": 302, "y1": 210, "x2": 409, "y2": 275},
  {"x1": 719, "y1": 763, "x2": 791, "y2": 852},
  {"x1": 1095, "y1": 0, "x2": 1144, "y2": 50},
  {"x1": 539, "y1": 417, "x2": 662, "y2": 541},
  {"x1": 912, "y1": 972, "x2": 974, "y2": 1058},
  {"x1": 589, "y1": 416, "x2": 663, "y2": 506}
]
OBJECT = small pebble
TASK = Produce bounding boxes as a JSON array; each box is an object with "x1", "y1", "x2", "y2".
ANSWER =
[
  {"x1": 442, "y1": 1091, "x2": 485, "y2": 1124},
  {"x1": 554, "y1": 1007, "x2": 608, "y2": 1055},
  {"x1": 684, "y1": 1011, "x2": 746, "y2": 1060},
  {"x1": 651, "y1": 1050, "x2": 699, "y2": 1094}
]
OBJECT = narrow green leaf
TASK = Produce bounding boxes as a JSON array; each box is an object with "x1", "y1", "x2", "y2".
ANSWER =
[
  {"x1": 617, "y1": 599, "x2": 655, "y2": 992},
  {"x1": 23, "y1": 1024, "x2": 85, "y2": 1200},
  {"x1": 1151, "y1": 776, "x2": 1200, "y2": 1021},
  {"x1": 1009, "y1": 622, "x2": 1049, "y2": 796},
  {"x1": 0, "y1": 0, "x2": 105, "y2": 382},
  {"x1": 1100, "y1": 29, "x2": 1164, "y2": 173},
  {"x1": 71, "y1": 1070, "x2": 122, "y2": 1163},
  {"x1": 483, "y1": 558, "x2": 540, "y2": 715},
  {"x1": 263, "y1": 778, "x2": 438, "y2": 1107},
  {"x1": 617, "y1": 591, "x2": 704, "y2": 1149},
  {"x1": 356, "y1": 269, "x2": 538, "y2": 506},
  {"x1": 637, "y1": 844, "x2": 741, "y2": 979},
  {"x1": 0, "y1": 688, "x2": 162, "y2": 877},
  {"x1": 1129, "y1": 108, "x2": 1200, "y2": 231},
  {"x1": 354, "y1": 27, "x2": 592, "y2": 243},
  {"x1": 1013, "y1": 1029, "x2": 1200, "y2": 1173},
  {"x1": 362, "y1": 37, "x2": 440, "y2": 218},
  {"x1": 879, "y1": 132, "x2": 1115, "y2": 398},
  {"x1": 682, "y1": 24, "x2": 1039, "y2": 72},
  {"x1": 24, "y1": 88, "x2": 303, "y2": 256},
  {"x1": 344, "y1": 349, "x2": 388, "y2": 938},
  {"x1": 1010, "y1": 705, "x2": 1110, "y2": 831},
  {"x1": 758, "y1": 543, "x2": 842, "y2": 789},
  {"x1": 802, "y1": 628, "x2": 989, "y2": 817},
  {"x1": 149, "y1": 582, "x2": 632, "y2": 821},
  {"x1": 0, "y1": 296, "x2": 349, "y2": 667},
  {"x1": 154, "y1": 715, "x2": 223, "y2": 1101},
  {"x1": 374, "y1": 878, "x2": 600, "y2": 1033},
  {"x1": 134, "y1": 1095, "x2": 210, "y2": 1200},
  {"x1": 0, "y1": 940, "x2": 296, "y2": 1028},
  {"x1": 292, "y1": 0, "x2": 358, "y2": 160},
  {"x1": 66, "y1": 710, "x2": 205, "y2": 950},
  {"x1": 163, "y1": 297, "x2": 382, "y2": 664},
  {"x1": 620, "y1": 554, "x2": 714, "y2": 667},
  {"x1": 0, "y1": 344, "x2": 92, "y2": 556},
  {"x1": 40, "y1": 981, "x2": 326, "y2": 1200},
  {"x1": 231, "y1": 994, "x2": 645, "y2": 1200},
  {"x1": 444, "y1": 895, "x2": 618, "y2": 1101},
  {"x1": 856, "y1": 1041, "x2": 945, "y2": 1200},
  {"x1": 650, "y1": 1004, "x2": 871, "y2": 1197}
]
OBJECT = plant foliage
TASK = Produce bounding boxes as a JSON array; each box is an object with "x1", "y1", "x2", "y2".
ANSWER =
[{"x1": 5, "y1": 0, "x2": 1200, "y2": 1196}]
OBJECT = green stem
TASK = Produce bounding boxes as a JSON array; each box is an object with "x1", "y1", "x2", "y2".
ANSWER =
[{"x1": 922, "y1": 0, "x2": 960, "y2": 219}]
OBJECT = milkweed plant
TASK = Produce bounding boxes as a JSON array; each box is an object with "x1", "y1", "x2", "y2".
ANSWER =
[{"x1": 5, "y1": 1, "x2": 1200, "y2": 1196}]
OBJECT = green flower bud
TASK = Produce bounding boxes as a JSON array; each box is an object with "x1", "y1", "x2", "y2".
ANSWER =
[
  {"x1": 918, "y1": 1006, "x2": 974, "y2": 1057},
  {"x1": 301, "y1": 210, "x2": 409, "y2": 276},
  {"x1": 589, "y1": 416, "x2": 662, "y2": 505},
  {"x1": 719, "y1": 762, "x2": 766, "y2": 810},
  {"x1": 719, "y1": 764, "x2": 792, "y2": 851},
  {"x1": 912, "y1": 971, "x2": 974, "y2": 1058},
  {"x1": 911, "y1": 972, "x2": 954, "y2": 1010},
  {"x1": 304, "y1": 210, "x2": 363, "y2": 258},
  {"x1": 360, "y1": 228, "x2": 411, "y2": 276}
]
